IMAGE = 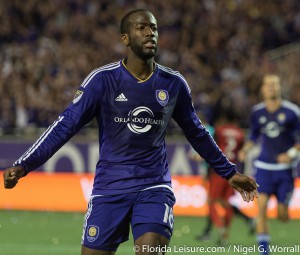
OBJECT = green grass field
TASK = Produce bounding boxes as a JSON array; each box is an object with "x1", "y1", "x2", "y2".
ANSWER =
[{"x1": 0, "y1": 210, "x2": 299, "y2": 255}]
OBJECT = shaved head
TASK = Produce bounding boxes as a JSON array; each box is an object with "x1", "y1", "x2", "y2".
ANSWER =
[{"x1": 120, "y1": 9, "x2": 153, "y2": 34}]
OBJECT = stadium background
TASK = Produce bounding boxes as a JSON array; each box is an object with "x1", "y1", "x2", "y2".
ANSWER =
[{"x1": 1, "y1": 0, "x2": 300, "y2": 254}]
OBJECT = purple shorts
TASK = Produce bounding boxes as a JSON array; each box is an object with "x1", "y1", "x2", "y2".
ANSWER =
[
  {"x1": 81, "y1": 188, "x2": 175, "y2": 251},
  {"x1": 255, "y1": 168, "x2": 294, "y2": 205}
]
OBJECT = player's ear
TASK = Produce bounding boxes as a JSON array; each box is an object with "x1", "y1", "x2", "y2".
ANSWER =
[{"x1": 121, "y1": 34, "x2": 130, "y2": 46}]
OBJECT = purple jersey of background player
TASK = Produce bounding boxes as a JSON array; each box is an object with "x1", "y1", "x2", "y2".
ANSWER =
[
  {"x1": 249, "y1": 100, "x2": 300, "y2": 169},
  {"x1": 13, "y1": 60, "x2": 236, "y2": 195}
]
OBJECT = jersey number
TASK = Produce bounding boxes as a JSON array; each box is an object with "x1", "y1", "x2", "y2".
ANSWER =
[
  {"x1": 163, "y1": 203, "x2": 174, "y2": 228},
  {"x1": 224, "y1": 136, "x2": 237, "y2": 161}
]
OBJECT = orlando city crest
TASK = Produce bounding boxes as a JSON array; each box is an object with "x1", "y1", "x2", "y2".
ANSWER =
[
  {"x1": 87, "y1": 225, "x2": 99, "y2": 242},
  {"x1": 277, "y1": 112, "x2": 286, "y2": 123},
  {"x1": 156, "y1": 90, "x2": 169, "y2": 106}
]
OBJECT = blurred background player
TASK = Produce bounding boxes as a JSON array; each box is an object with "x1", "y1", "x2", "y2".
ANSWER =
[
  {"x1": 191, "y1": 100, "x2": 255, "y2": 245},
  {"x1": 188, "y1": 112, "x2": 214, "y2": 242},
  {"x1": 210, "y1": 104, "x2": 248, "y2": 245},
  {"x1": 239, "y1": 74, "x2": 300, "y2": 255}
]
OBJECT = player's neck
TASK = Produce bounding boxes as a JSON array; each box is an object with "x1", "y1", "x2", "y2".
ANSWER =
[
  {"x1": 265, "y1": 98, "x2": 281, "y2": 112},
  {"x1": 124, "y1": 56, "x2": 155, "y2": 80}
]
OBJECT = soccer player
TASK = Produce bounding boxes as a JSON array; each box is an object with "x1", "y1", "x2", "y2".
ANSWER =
[
  {"x1": 3, "y1": 9, "x2": 258, "y2": 255},
  {"x1": 193, "y1": 107, "x2": 254, "y2": 245},
  {"x1": 239, "y1": 74, "x2": 300, "y2": 255},
  {"x1": 188, "y1": 112, "x2": 214, "y2": 242},
  {"x1": 210, "y1": 108, "x2": 249, "y2": 245}
]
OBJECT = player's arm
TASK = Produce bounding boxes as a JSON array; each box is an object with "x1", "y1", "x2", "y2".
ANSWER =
[
  {"x1": 3, "y1": 73, "x2": 103, "y2": 189},
  {"x1": 277, "y1": 107, "x2": 300, "y2": 163},
  {"x1": 238, "y1": 140, "x2": 256, "y2": 162},
  {"x1": 188, "y1": 147, "x2": 205, "y2": 162},
  {"x1": 172, "y1": 80, "x2": 258, "y2": 202},
  {"x1": 276, "y1": 143, "x2": 300, "y2": 163},
  {"x1": 277, "y1": 109, "x2": 300, "y2": 163},
  {"x1": 238, "y1": 111, "x2": 260, "y2": 162},
  {"x1": 172, "y1": 82, "x2": 235, "y2": 179}
]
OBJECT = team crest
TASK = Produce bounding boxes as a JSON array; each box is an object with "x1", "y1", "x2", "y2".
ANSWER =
[
  {"x1": 259, "y1": 116, "x2": 267, "y2": 124},
  {"x1": 156, "y1": 90, "x2": 169, "y2": 106},
  {"x1": 87, "y1": 225, "x2": 99, "y2": 242},
  {"x1": 73, "y1": 90, "x2": 83, "y2": 104},
  {"x1": 277, "y1": 113, "x2": 286, "y2": 123}
]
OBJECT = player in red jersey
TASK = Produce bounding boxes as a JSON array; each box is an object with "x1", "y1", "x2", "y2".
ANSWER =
[
  {"x1": 193, "y1": 107, "x2": 255, "y2": 244},
  {"x1": 209, "y1": 108, "x2": 245, "y2": 245}
]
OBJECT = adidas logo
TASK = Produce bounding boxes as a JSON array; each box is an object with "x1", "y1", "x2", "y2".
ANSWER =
[{"x1": 115, "y1": 93, "x2": 128, "y2": 101}]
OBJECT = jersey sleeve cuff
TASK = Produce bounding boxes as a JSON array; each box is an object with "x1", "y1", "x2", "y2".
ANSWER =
[
  {"x1": 13, "y1": 162, "x2": 29, "y2": 177},
  {"x1": 224, "y1": 170, "x2": 237, "y2": 180}
]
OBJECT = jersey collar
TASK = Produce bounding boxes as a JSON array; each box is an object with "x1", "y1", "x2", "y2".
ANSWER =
[{"x1": 121, "y1": 59, "x2": 156, "y2": 83}]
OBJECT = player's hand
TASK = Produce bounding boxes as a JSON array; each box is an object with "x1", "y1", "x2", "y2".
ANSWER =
[
  {"x1": 276, "y1": 153, "x2": 292, "y2": 163},
  {"x1": 228, "y1": 172, "x2": 259, "y2": 202},
  {"x1": 3, "y1": 166, "x2": 25, "y2": 189}
]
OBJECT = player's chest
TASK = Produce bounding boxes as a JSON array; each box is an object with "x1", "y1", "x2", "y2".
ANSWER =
[
  {"x1": 103, "y1": 81, "x2": 177, "y2": 114},
  {"x1": 257, "y1": 111, "x2": 292, "y2": 137}
]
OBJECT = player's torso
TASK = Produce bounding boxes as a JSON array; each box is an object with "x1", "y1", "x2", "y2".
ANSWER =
[
  {"x1": 98, "y1": 62, "x2": 180, "y2": 161},
  {"x1": 253, "y1": 102, "x2": 298, "y2": 161}
]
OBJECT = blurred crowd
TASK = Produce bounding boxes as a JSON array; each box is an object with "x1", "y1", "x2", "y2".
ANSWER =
[{"x1": 1, "y1": 0, "x2": 300, "y2": 136}]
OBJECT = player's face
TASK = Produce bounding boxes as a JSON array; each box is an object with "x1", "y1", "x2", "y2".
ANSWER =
[
  {"x1": 261, "y1": 75, "x2": 281, "y2": 100},
  {"x1": 127, "y1": 12, "x2": 158, "y2": 60}
]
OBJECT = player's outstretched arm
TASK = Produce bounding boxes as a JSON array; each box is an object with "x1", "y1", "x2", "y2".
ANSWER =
[
  {"x1": 3, "y1": 166, "x2": 25, "y2": 189},
  {"x1": 238, "y1": 140, "x2": 255, "y2": 162},
  {"x1": 228, "y1": 172, "x2": 259, "y2": 202}
]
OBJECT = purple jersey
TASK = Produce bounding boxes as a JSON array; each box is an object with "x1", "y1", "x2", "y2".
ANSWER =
[
  {"x1": 14, "y1": 60, "x2": 235, "y2": 195},
  {"x1": 250, "y1": 100, "x2": 300, "y2": 170}
]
